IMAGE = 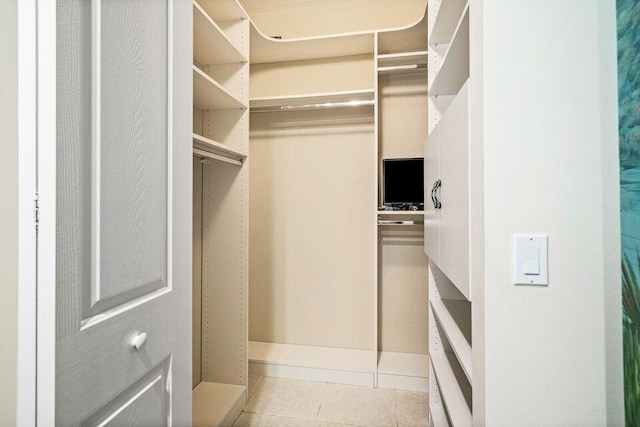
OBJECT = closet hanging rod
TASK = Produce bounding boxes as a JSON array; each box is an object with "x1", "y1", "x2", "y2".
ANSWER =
[
  {"x1": 251, "y1": 99, "x2": 375, "y2": 113},
  {"x1": 378, "y1": 64, "x2": 427, "y2": 74},
  {"x1": 378, "y1": 220, "x2": 424, "y2": 226},
  {"x1": 193, "y1": 148, "x2": 243, "y2": 166}
]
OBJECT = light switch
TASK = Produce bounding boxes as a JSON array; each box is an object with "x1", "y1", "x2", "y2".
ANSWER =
[
  {"x1": 515, "y1": 235, "x2": 548, "y2": 285},
  {"x1": 523, "y1": 246, "x2": 540, "y2": 275}
]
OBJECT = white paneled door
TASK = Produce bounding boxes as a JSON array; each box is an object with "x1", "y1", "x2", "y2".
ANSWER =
[{"x1": 52, "y1": 0, "x2": 192, "y2": 424}]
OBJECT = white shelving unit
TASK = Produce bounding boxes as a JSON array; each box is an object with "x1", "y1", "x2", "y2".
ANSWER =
[
  {"x1": 430, "y1": 351, "x2": 472, "y2": 427},
  {"x1": 193, "y1": 2, "x2": 248, "y2": 65},
  {"x1": 193, "y1": 66, "x2": 247, "y2": 111},
  {"x1": 426, "y1": 0, "x2": 474, "y2": 425},
  {"x1": 192, "y1": 0, "x2": 250, "y2": 425},
  {"x1": 246, "y1": 5, "x2": 430, "y2": 393},
  {"x1": 428, "y1": 5, "x2": 469, "y2": 96},
  {"x1": 428, "y1": 0, "x2": 467, "y2": 45}
]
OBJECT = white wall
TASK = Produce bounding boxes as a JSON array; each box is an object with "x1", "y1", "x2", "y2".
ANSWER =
[
  {"x1": 0, "y1": 0, "x2": 19, "y2": 424},
  {"x1": 248, "y1": 0, "x2": 426, "y2": 38},
  {"x1": 477, "y1": 0, "x2": 623, "y2": 424}
]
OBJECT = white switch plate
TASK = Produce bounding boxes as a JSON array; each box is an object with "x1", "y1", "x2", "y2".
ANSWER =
[{"x1": 514, "y1": 235, "x2": 548, "y2": 285}]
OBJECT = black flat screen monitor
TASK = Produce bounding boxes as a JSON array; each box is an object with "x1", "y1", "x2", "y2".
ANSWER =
[{"x1": 383, "y1": 158, "x2": 424, "y2": 207}]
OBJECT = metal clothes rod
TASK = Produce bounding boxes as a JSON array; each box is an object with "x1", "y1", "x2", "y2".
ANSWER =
[
  {"x1": 193, "y1": 148, "x2": 242, "y2": 166},
  {"x1": 251, "y1": 99, "x2": 375, "y2": 113},
  {"x1": 378, "y1": 64, "x2": 428, "y2": 74},
  {"x1": 378, "y1": 220, "x2": 424, "y2": 226}
]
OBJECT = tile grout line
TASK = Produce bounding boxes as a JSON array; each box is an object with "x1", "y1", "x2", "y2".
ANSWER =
[
  {"x1": 394, "y1": 389, "x2": 399, "y2": 427},
  {"x1": 315, "y1": 381, "x2": 328, "y2": 420}
]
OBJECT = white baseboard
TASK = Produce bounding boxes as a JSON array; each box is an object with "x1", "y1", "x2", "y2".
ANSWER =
[
  {"x1": 248, "y1": 342, "x2": 429, "y2": 392},
  {"x1": 249, "y1": 361, "x2": 375, "y2": 387},
  {"x1": 377, "y1": 372, "x2": 429, "y2": 392}
]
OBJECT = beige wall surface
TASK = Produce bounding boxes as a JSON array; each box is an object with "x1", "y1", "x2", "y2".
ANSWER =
[
  {"x1": 479, "y1": 0, "x2": 623, "y2": 424},
  {"x1": 0, "y1": 0, "x2": 19, "y2": 424},
  {"x1": 379, "y1": 235, "x2": 428, "y2": 353},
  {"x1": 249, "y1": 108, "x2": 375, "y2": 350},
  {"x1": 250, "y1": 55, "x2": 374, "y2": 99},
  {"x1": 248, "y1": 0, "x2": 426, "y2": 39},
  {"x1": 378, "y1": 72, "x2": 429, "y2": 354}
]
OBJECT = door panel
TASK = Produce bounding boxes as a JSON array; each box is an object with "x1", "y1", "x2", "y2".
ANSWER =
[
  {"x1": 55, "y1": 0, "x2": 192, "y2": 424},
  {"x1": 98, "y1": 0, "x2": 169, "y2": 307},
  {"x1": 439, "y1": 80, "x2": 470, "y2": 300},
  {"x1": 80, "y1": 359, "x2": 170, "y2": 427},
  {"x1": 424, "y1": 122, "x2": 440, "y2": 264}
]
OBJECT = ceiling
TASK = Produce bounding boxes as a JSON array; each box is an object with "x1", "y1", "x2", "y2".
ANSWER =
[{"x1": 239, "y1": 0, "x2": 362, "y2": 14}]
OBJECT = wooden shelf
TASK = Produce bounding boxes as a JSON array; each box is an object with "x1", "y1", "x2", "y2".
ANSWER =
[
  {"x1": 193, "y1": 2, "x2": 247, "y2": 65},
  {"x1": 431, "y1": 298, "x2": 472, "y2": 383},
  {"x1": 193, "y1": 133, "x2": 247, "y2": 161},
  {"x1": 429, "y1": 5, "x2": 469, "y2": 96},
  {"x1": 378, "y1": 10, "x2": 428, "y2": 55},
  {"x1": 193, "y1": 65, "x2": 247, "y2": 110},
  {"x1": 250, "y1": 24, "x2": 374, "y2": 64},
  {"x1": 430, "y1": 352, "x2": 472, "y2": 427},
  {"x1": 193, "y1": 381, "x2": 246, "y2": 427},
  {"x1": 429, "y1": 0, "x2": 468, "y2": 45},
  {"x1": 197, "y1": 0, "x2": 247, "y2": 21},
  {"x1": 250, "y1": 89, "x2": 375, "y2": 110}
]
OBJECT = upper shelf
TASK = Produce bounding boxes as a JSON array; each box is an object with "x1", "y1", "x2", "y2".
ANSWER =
[
  {"x1": 193, "y1": 2, "x2": 247, "y2": 65},
  {"x1": 247, "y1": 2, "x2": 427, "y2": 64},
  {"x1": 250, "y1": 89, "x2": 375, "y2": 111},
  {"x1": 429, "y1": 0, "x2": 468, "y2": 45},
  {"x1": 193, "y1": 133, "x2": 247, "y2": 162},
  {"x1": 193, "y1": 66, "x2": 247, "y2": 110},
  {"x1": 377, "y1": 11, "x2": 428, "y2": 55},
  {"x1": 429, "y1": 5, "x2": 469, "y2": 96},
  {"x1": 250, "y1": 25, "x2": 374, "y2": 64},
  {"x1": 197, "y1": 0, "x2": 247, "y2": 21}
]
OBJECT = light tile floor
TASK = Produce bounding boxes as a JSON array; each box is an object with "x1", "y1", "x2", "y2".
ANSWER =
[{"x1": 234, "y1": 376, "x2": 429, "y2": 427}]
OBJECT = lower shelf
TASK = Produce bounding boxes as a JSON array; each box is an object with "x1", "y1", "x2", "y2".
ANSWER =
[
  {"x1": 193, "y1": 381, "x2": 247, "y2": 427},
  {"x1": 248, "y1": 341, "x2": 376, "y2": 387},
  {"x1": 377, "y1": 351, "x2": 429, "y2": 392},
  {"x1": 430, "y1": 352, "x2": 471, "y2": 427}
]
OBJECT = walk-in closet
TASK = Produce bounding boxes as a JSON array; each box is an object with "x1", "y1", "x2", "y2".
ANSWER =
[{"x1": 191, "y1": 0, "x2": 431, "y2": 424}]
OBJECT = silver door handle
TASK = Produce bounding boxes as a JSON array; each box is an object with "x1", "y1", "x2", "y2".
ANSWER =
[
  {"x1": 431, "y1": 180, "x2": 442, "y2": 209},
  {"x1": 130, "y1": 332, "x2": 148, "y2": 350}
]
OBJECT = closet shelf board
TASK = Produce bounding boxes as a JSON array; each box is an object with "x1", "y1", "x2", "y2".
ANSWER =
[
  {"x1": 197, "y1": 0, "x2": 247, "y2": 21},
  {"x1": 429, "y1": 0, "x2": 468, "y2": 45},
  {"x1": 250, "y1": 89, "x2": 375, "y2": 109},
  {"x1": 193, "y1": 65, "x2": 247, "y2": 110},
  {"x1": 194, "y1": 1, "x2": 248, "y2": 65},
  {"x1": 430, "y1": 298, "x2": 472, "y2": 383},
  {"x1": 192, "y1": 382, "x2": 246, "y2": 426},
  {"x1": 430, "y1": 352, "x2": 472, "y2": 427},
  {"x1": 193, "y1": 133, "x2": 247, "y2": 161},
  {"x1": 429, "y1": 5, "x2": 469, "y2": 96},
  {"x1": 250, "y1": 24, "x2": 374, "y2": 64}
]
